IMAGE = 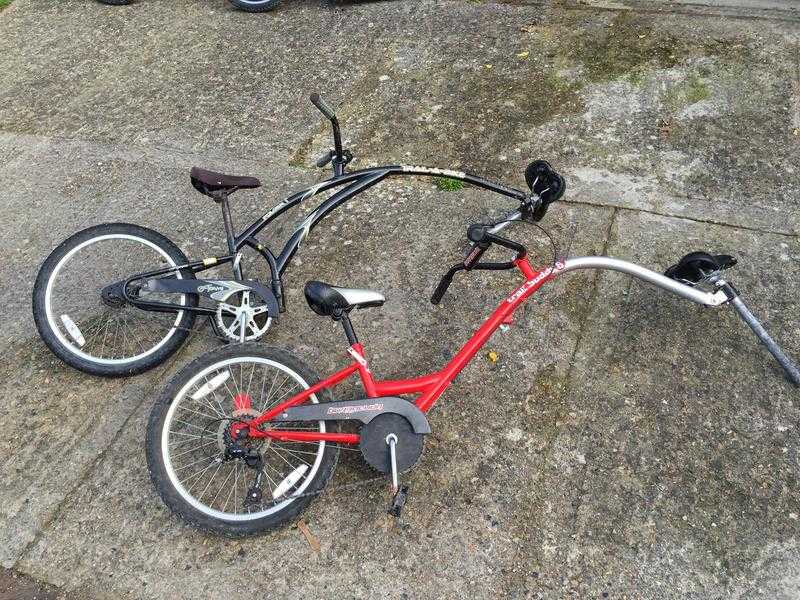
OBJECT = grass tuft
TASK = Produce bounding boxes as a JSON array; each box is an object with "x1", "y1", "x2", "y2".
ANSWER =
[{"x1": 434, "y1": 177, "x2": 465, "y2": 192}]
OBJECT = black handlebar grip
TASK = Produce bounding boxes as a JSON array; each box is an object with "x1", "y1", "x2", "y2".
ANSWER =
[
  {"x1": 310, "y1": 93, "x2": 336, "y2": 121},
  {"x1": 467, "y1": 224, "x2": 488, "y2": 244},
  {"x1": 430, "y1": 270, "x2": 457, "y2": 305},
  {"x1": 315, "y1": 150, "x2": 334, "y2": 168}
]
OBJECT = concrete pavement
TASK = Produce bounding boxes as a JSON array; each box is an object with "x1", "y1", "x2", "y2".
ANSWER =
[{"x1": 0, "y1": 0, "x2": 798, "y2": 598}]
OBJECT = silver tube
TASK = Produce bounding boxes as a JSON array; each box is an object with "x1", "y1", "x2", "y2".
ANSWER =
[
  {"x1": 488, "y1": 210, "x2": 522, "y2": 234},
  {"x1": 560, "y1": 257, "x2": 729, "y2": 306},
  {"x1": 729, "y1": 296, "x2": 800, "y2": 386},
  {"x1": 386, "y1": 434, "x2": 399, "y2": 492}
]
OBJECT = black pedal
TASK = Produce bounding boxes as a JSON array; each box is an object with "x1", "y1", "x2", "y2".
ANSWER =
[{"x1": 388, "y1": 485, "x2": 409, "y2": 518}]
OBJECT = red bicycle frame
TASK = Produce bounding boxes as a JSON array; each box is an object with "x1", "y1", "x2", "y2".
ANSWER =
[{"x1": 239, "y1": 256, "x2": 560, "y2": 444}]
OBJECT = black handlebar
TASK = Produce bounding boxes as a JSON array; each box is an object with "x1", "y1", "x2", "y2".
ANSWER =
[
  {"x1": 430, "y1": 223, "x2": 526, "y2": 305},
  {"x1": 467, "y1": 224, "x2": 527, "y2": 258},
  {"x1": 310, "y1": 93, "x2": 348, "y2": 176},
  {"x1": 430, "y1": 160, "x2": 565, "y2": 304},
  {"x1": 310, "y1": 93, "x2": 336, "y2": 121}
]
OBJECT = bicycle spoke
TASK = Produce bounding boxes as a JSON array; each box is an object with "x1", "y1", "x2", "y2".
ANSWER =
[
  {"x1": 162, "y1": 353, "x2": 333, "y2": 519},
  {"x1": 196, "y1": 462, "x2": 224, "y2": 505},
  {"x1": 269, "y1": 445, "x2": 312, "y2": 468},
  {"x1": 211, "y1": 464, "x2": 237, "y2": 509},
  {"x1": 45, "y1": 233, "x2": 187, "y2": 366},
  {"x1": 175, "y1": 403, "x2": 222, "y2": 421},
  {"x1": 170, "y1": 440, "x2": 218, "y2": 460}
]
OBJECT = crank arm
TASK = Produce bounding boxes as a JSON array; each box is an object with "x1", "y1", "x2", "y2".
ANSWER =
[{"x1": 386, "y1": 433, "x2": 409, "y2": 518}]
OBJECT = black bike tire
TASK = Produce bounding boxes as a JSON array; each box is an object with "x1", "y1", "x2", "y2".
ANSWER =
[
  {"x1": 32, "y1": 222, "x2": 198, "y2": 377},
  {"x1": 228, "y1": 0, "x2": 282, "y2": 13},
  {"x1": 146, "y1": 343, "x2": 340, "y2": 537}
]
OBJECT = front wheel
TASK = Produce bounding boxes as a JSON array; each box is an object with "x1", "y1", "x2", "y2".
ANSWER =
[
  {"x1": 146, "y1": 343, "x2": 340, "y2": 536},
  {"x1": 32, "y1": 223, "x2": 198, "y2": 377},
  {"x1": 228, "y1": 0, "x2": 281, "y2": 12}
]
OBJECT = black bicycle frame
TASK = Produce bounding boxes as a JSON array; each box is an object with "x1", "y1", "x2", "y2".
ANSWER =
[
  {"x1": 124, "y1": 165, "x2": 528, "y2": 316},
  {"x1": 236, "y1": 165, "x2": 528, "y2": 275}
]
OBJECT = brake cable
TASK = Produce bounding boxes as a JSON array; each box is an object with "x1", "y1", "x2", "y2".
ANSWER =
[{"x1": 487, "y1": 215, "x2": 559, "y2": 273}]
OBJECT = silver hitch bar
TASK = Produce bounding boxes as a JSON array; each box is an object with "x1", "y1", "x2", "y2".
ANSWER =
[
  {"x1": 487, "y1": 211, "x2": 798, "y2": 385},
  {"x1": 559, "y1": 257, "x2": 800, "y2": 386},
  {"x1": 560, "y1": 257, "x2": 729, "y2": 306}
]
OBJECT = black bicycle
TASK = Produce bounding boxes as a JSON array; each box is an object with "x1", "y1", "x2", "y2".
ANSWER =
[{"x1": 32, "y1": 94, "x2": 559, "y2": 377}]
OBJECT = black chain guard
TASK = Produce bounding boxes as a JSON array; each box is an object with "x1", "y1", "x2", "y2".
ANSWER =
[{"x1": 359, "y1": 413, "x2": 424, "y2": 475}]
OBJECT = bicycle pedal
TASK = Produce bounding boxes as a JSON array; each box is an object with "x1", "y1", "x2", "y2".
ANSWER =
[{"x1": 388, "y1": 484, "x2": 409, "y2": 518}]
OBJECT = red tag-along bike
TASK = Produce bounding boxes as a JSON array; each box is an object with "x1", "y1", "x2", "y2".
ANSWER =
[{"x1": 145, "y1": 151, "x2": 799, "y2": 536}]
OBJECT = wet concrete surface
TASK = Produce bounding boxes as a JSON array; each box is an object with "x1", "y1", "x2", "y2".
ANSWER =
[{"x1": 0, "y1": 0, "x2": 798, "y2": 598}]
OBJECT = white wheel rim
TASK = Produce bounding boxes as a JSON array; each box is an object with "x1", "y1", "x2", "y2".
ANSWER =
[
  {"x1": 161, "y1": 356, "x2": 327, "y2": 521},
  {"x1": 43, "y1": 233, "x2": 185, "y2": 366}
]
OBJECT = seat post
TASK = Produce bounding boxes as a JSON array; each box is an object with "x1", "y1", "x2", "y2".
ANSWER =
[
  {"x1": 335, "y1": 310, "x2": 358, "y2": 346},
  {"x1": 219, "y1": 194, "x2": 237, "y2": 255}
]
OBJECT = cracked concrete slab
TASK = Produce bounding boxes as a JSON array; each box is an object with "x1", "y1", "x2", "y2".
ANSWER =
[
  {"x1": 501, "y1": 208, "x2": 800, "y2": 598},
  {"x1": 0, "y1": 0, "x2": 798, "y2": 598},
  {"x1": 15, "y1": 199, "x2": 615, "y2": 599},
  {"x1": 0, "y1": 348, "x2": 156, "y2": 567},
  {"x1": 0, "y1": 0, "x2": 403, "y2": 158},
  {"x1": 303, "y1": 2, "x2": 800, "y2": 233}
]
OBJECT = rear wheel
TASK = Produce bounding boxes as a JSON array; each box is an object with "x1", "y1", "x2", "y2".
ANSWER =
[
  {"x1": 228, "y1": 0, "x2": 281, "y2": 12},
  {"x1": 32, "y1": 223, "x2": 197, "y2": 377},
  {"x1": 146, "y1": 343, "x2": 340, "y2": 536}
]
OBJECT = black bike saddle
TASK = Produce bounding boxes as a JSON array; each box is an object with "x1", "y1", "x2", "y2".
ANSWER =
[
  {"x1": 664, "y1": 251, "x2": 737, "y2": 284},
  {"x1": 190, "y1": 167, "x2": 261, "y2": 200}
]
